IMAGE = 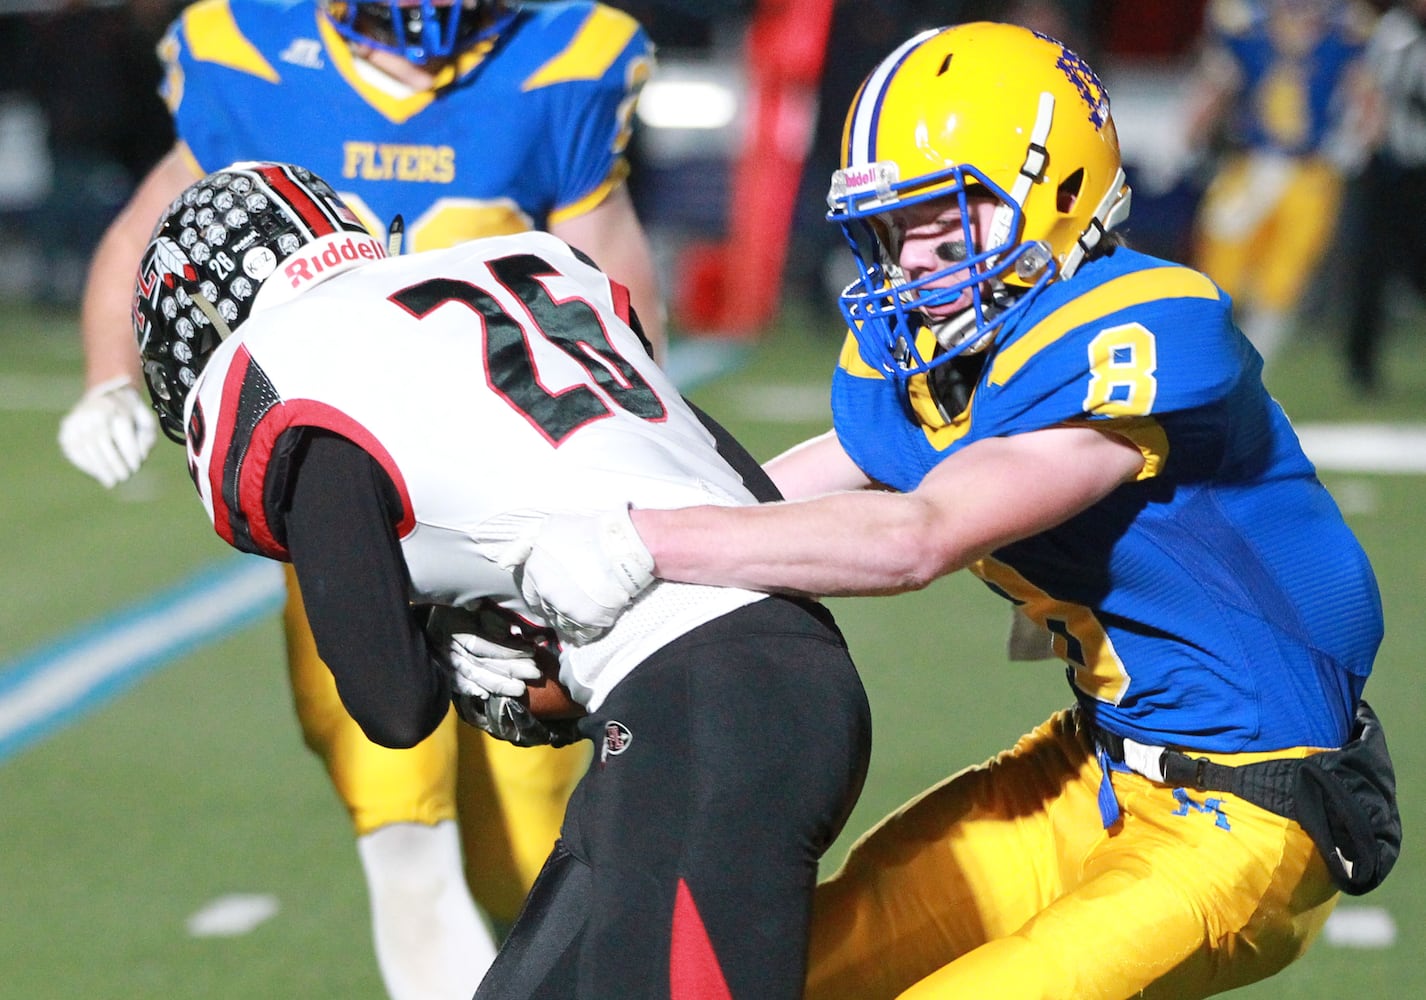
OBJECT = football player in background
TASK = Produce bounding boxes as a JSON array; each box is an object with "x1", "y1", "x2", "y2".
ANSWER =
[
  {"x1": 56, "y1": 2, "x2": 661, "y2": 997},
  {"x1": 1184, "y1": 0, "x2": 1376, "y2": 363},
  {"x1": 479, "y1": 23, "x2": 1398, "y2": 999},
  {"x1": 133, "y1": 160, "x2": 870, "y2": 999}
]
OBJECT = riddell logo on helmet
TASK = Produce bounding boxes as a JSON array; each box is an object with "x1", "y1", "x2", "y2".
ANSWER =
[
  {"x1": 842, "y1": 166, "x2": 883, "y2": 190},
  {"x1": 832, "y1": 160, "x2": 898, "y2": 202},
  {"x1": 282, "y1": 233, "x2": 387, "y2": 290}
]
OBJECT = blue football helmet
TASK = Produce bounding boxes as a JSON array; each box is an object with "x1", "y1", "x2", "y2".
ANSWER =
[
  {"x1": 321, "y1": 0, "x2": 516, "y2": 64},
  {"x1": 827, "y1": 23, "x2": 1132, "y2": 379}
]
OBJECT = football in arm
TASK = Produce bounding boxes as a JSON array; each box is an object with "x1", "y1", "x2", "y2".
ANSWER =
[{"x1": 523, "y1": 641, "x2": 585, "y2": 720}]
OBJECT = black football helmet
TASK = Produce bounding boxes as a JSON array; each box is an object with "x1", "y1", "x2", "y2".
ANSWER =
[
  {"x1": 132, "y1": 161, "x2": 380, "y2": 443},
  {"x1": 321, "y1": 0, "x2": 515, "y2": 64}
]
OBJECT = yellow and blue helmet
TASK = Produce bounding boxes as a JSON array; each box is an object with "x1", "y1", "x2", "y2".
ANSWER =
[
  {"x1": 321, "y1": 0, "x2": 516, "y2": 64},
  {"x1": 828, "y1": 22, "x2": 1132, "y2": 378}
]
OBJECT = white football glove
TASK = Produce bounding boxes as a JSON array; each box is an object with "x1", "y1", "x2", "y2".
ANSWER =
[
  {"x1": 473, "y1": 507, "x2": 655, "y2": 645},
  {"x1": 424, "y1": 605, "x2": 543, "y2": 699},
  {"x1": 58, "y1": 376, "x2": 159, "y2": 488},
  {"x1": 448, "y1": 630, "x2": 543, "y2": 699}
]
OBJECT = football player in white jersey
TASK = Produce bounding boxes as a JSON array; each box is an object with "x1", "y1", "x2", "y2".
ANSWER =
[
  {"x1": 59, "y1": 3, "x2": 662, "y2": 996},
  {"x1": 132, "y1": 160, "x2": 870, "y2": 999}
]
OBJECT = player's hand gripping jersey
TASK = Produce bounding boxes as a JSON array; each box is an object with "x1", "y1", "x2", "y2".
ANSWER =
[
  {"x1": 831, "y1": 245, "x2": 1383, "y2": 752},
  {"x1": 185, "y1": 231, "x2": 764, "y2": 711},
  {"x1": 160, "y1": 0, "x2": 651, "y2": 249}
]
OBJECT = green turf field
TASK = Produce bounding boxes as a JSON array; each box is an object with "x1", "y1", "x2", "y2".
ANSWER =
[{"x1": 1, "y1": 299, "x2": 1421, "y2": 997}]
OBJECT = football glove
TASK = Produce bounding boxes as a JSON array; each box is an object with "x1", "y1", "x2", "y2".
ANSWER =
[
  {"x1": 473, "y1": 507, "x2": 655, "y2": 644},
  {"x1": 452, "y1": 692, "x2": 582, "y2": 749},
  {"x1": 58, "y1": 376, "x2": 158, "y2": 488},
  {"x1": 424, "y1": 603, "x2": 544, "y2": 699}
]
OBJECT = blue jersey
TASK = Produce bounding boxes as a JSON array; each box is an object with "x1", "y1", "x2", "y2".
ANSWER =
[
  {"x1": 1207, "y1": 0, "x2": 1370, "y2": 156},
  {"x1": 157, "y1": 0, "x2": 651, "y2": 250},
  {"x1": 831, "y1": 247, "x2": 1382, "y2": 752}
]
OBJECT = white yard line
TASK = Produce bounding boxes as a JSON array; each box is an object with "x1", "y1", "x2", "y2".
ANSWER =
[{"x1": 1294, "y1": 424, "x2": 1426, "y2": 474}]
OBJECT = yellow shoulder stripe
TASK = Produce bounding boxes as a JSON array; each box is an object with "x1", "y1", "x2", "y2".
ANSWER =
[
  {"x1": 1068, "y1": 416, "x2": 1170, "y2": 481},
  {"x1": 183, "y1": 0, "x2": 279, "y2": 83},
  {"x1": 548, "y1": 159, "x2": 630, "y2": 224},
  {"x1": 989, "y1": 267, "x2": 1219, "y2": 388},
  {"x1": 317, "y1": 16, "x2": 438, "y2": 123},
  {"x1": 837, "y1": 330, "x2": 880, "y2": 378},
  {"x1": 523, "y1": 5, "x2": 639, "y2": 90}
]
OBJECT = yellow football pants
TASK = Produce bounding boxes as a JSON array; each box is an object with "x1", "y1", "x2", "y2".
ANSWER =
[
  {"x1": 282, "y1": 565, "x2": 588, "y2": 925},
  {"x1": 807, "y1": 707, "x2": 1338, "y2": 1000},
  {"x1": 1192, "y1": 153, "x2": 1344, "y2": 314}
]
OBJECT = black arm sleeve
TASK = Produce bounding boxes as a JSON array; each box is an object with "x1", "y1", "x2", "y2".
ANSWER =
[{"x1": 278, "y1": 430, "x2": 450, "y2": 749}]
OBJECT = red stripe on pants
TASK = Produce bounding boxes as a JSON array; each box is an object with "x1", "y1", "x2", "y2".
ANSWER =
[{"x1": 670, "y1": 878, "x2": 732, "y2": 1000}]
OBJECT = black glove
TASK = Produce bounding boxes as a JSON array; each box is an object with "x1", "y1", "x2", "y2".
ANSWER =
[{"x1": 452, "y1": 691, "x2": 582, "y2": 748}]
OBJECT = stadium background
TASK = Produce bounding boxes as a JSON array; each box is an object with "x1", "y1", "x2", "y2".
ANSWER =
[{"x1": 1, "y1": 1, "x2": 1421, "y2": 995}]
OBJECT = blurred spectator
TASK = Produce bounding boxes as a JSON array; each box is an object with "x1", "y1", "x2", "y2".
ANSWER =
[
  {"x1": 1184, "y1": 0, "x2": 1377, "y2": 365},
  {"x1": 609, "y1": 0, "x2": 738, "y2": 45},
  {"x1": 1344, "y1": 0, "x2": 1426, "y2": 393}
]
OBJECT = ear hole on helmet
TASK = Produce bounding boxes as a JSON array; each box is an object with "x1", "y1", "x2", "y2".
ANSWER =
[{"x1": 1057, "y1": 169, "x2": 1084, "y2": 212}]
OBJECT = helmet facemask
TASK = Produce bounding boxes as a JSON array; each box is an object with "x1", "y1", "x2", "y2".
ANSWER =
[
  {"x1": 322, "y1": 0, "x2": 510, "y2": 64},
  {"x1": 830, "y1": 163, "x2": 1055, "y2": 379}
]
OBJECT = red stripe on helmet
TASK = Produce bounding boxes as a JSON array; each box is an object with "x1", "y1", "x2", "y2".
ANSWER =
[{"x1": 251, "y1": 163, "x2": 339, "y2": 238}]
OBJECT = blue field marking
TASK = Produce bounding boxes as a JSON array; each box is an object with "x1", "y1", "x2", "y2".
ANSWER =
[{"x1": 0, "y1": 556, "x2": 285, "y2": 764}]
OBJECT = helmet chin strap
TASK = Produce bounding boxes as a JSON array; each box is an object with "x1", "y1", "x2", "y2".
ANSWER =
[
  {"x1": 982, "y1": 89, "x2": 1133, "y2": 283},
  {"x1": 1061, "y1": 168, "x2": 1132, "y2": 279},
  {"x1": 386, "y1": 214, "x2": 405, "y2": 257},
  {"x1": 986, "y1": 91, "x2": 1055, "y2": 264},
  {"x1": 926, "y1": 282, "x2": 1013, "y2": 355},
  {"x1": 191, "y1": 292, "x2": 235, "y2": 342}
]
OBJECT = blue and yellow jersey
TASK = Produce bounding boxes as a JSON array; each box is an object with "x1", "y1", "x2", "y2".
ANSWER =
[
  {"x1": 157, "y1": 0, "x2": 652, "y2": 250},
  {"x1": 831, "y1": 247, "x2": 1382, "y2": 752},
  {"x1": 1206, "y1": 0, "x2": 1371, "y2": 156}
]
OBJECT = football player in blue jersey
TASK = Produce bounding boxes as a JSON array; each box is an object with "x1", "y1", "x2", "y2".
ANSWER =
[
  {"x1": 474, "y1": 22, "x2": 1399, "y2": 999},
  {"x1": 56, "y1": 2, "x2": 661, "y2": 998},
  {"x1": 1185, "y1": 0, "x2": 1377, "y2": 363}
]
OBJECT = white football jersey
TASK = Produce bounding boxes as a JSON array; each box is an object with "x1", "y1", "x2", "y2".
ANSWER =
[{"x1": 186, "y1": 231, "x2": 764, "y2": 709}]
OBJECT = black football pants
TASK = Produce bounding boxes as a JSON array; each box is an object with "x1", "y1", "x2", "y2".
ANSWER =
[{"x1": 473, "y1": 596, "x2": 872, "y2": 999}]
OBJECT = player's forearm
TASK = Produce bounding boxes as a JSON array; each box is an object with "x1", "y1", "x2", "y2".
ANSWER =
[
  {"x1": 78, "y1": 215, "x2": 152, "y2": 388},
  {"x1": 636, "y1": 427, "x2": 1145, "y2": 597},
  {"x1": 612, "y1": 218, "x2": 666, "y2": 365},
  {"x1": 764, "y1": 430, "x2": 871, "y2": 500},
  {"x1": 631, "y1": 491, "x2": 961, "y2": 598},
  {"x1": 79, "y1": 148, "x2": 201, "y2": 388},
  {"x1": 284, "y1": 433, "x2": 451, "y2": 748},
  {"x1": 594, "y1": 200, "x2": 665, "y2": 361}
]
